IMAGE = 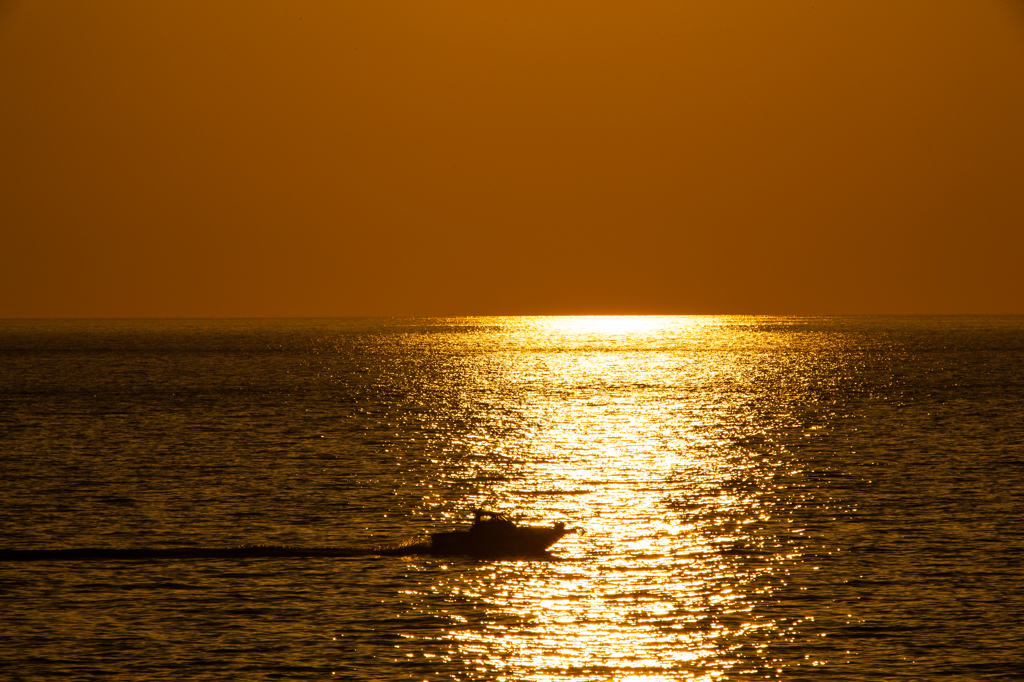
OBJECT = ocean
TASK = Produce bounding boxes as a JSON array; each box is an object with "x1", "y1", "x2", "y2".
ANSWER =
[{"x1": 1, "y1": 316, "x2": 1022, "y2": 680}]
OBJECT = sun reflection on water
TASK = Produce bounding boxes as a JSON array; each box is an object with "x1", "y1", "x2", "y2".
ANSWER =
[
  {"x1": 536, "y1": 315, "x2": 712, "y2": 337},
  {"x1": 394, "y1": 317, "x2": 836, "y2": 679}
]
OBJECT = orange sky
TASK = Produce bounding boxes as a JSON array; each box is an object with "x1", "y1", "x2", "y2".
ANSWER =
[{"x1": 2, "y1": 0, "x2": 1023, "y2": 317}]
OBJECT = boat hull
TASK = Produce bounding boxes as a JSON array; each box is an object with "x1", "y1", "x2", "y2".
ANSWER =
[{"x1": 430, "y1": 525, "x2": 568, "y2": 557}]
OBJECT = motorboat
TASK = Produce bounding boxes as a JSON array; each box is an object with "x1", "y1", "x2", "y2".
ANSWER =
[{"x1": 429, "y1": 510, "x2": 571, "y2": 557}]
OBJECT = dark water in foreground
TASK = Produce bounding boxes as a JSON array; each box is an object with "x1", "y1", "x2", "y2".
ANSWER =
[{"x1": 1, "y1": 316, "x2": 1022, "y2": 681}]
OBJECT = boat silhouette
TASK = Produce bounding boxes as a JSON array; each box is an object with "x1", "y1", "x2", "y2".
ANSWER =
[{"x1": 428, "y1": 510, "x2": 572, "y2": 557}]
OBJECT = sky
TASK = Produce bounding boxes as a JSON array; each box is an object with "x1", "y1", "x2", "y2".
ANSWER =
[{"x1": 2, "y1": 0, "x2": 1023, "y2": 317}]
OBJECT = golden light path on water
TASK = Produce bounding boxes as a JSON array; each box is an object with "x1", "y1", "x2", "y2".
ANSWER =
[{"x1": 398, "y1": 317, "x2": 832, "y2": 680}]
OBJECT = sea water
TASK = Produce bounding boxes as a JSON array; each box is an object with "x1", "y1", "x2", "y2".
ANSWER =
[{"x1": 1, "y1": 316, "x2": 1022, "y2": 680}]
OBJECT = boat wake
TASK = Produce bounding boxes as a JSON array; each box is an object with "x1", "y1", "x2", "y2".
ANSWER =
[
  {"x1": 1, "y1": 513, "x2": 573, "y2": 562},
  {"x1": 0, "y1": 539, "x2": 435, "y2": 562}
]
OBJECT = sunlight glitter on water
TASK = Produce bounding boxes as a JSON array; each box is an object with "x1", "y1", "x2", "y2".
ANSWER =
[
  {"x1": 534, "y1": 315, "x2": 711, "y2": 338},
  {"x1": 403, "y1": 317, "x2": 808, "y2": 679}
]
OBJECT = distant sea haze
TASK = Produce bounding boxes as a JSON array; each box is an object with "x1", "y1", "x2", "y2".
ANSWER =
[{"x1": 2, "y1": 316, "x2": 1022, "y2": 680}]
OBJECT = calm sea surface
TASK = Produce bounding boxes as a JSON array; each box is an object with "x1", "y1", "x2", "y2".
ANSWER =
[{"x1": 1, "y1": 316, "x2": 1022, "y2": 681}]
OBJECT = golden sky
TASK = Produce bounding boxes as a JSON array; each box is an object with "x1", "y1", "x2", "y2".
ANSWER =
[{"x1": 2, "y1": 0, "x2": 1023, "y2": 316}]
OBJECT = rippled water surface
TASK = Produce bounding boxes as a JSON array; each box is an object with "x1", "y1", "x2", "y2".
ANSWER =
[{"x1": 2, "y1": 316, "x2": 1022, "y2": 680}]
